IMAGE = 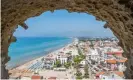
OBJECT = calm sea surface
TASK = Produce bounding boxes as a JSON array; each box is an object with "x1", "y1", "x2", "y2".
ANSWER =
[{"x1": 6, "y1": 37, "x2": 73, "y2": 69}]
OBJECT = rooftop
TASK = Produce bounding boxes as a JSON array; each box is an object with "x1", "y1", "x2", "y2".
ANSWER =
[
  {"x1": 96, "y1": 71, "x2": 124, "y2": 78},
  {"x1": 31, "y1": 75, "x2": 42, "y2": 80},
  {"x1": 106, "y1": 59, "x2": 117, "y2": 64}
]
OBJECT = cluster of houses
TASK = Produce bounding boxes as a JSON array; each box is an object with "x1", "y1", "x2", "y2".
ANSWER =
[
  {"x1": 9, "y1": 39, "x2": 79, "y2": 79},
  {"x1": 9, "y1": 38, "x2": 127, "y2": 79},
  {"x1": 27, "y1": 40, "x2": 79, "y2": 72},
  {"x1": 79, "y1": 39, "x2": 127, "y2": 79}
]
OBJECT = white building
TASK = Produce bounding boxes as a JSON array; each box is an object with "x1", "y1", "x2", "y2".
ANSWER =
[
  {"x1": 88, "y1": 49, "x2": 99, "y2": 62},
  {"x1": 44, "y1": 59, "x2": 54, "y2": 69},
  {"x1": 79, "y1": 42, "x2": 85, "y2": 46},
  {"x1": 99, "y1": 40, "x2": 104, "y2": 46},
  {"x1": 117, "y1": 58, "x2": 127, "y2": 72},
  {"x1": 118, "y1": 64, "x2": 126, "y2": 72},
  {"x1": 57, "y1": 52, "x2": 68, "y2": 64},
  {"x1": 79, "y1": 60, "x2": 86, "y2": 67},
  {"x1": 44, "y1": 54, "x2": 56, "y2": 69},
  {"x1": 62, "y1": 47, "x2": 78, "y2": 56}
]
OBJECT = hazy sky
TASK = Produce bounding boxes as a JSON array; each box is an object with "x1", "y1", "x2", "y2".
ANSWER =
[{"x1": 14, "y1": 10, "x2": 114, "y2": 37}]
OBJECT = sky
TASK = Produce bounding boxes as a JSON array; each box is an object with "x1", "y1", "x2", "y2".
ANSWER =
[{"x1": 14, "y1": 10, "x2": 114, "y2": 37}]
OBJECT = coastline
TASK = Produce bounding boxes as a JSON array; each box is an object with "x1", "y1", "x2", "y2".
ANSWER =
[{"x1": 9, "y1": 38, "x2": 75, "y2": 70}]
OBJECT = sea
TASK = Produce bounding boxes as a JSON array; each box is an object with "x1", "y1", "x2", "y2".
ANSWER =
[{"x1": 6, "y1": 37, "x2": 73, "y2": 69}]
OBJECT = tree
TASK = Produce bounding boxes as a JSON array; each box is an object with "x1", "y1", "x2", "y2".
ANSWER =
[
  {"x1": 55, "y1": 60, "x2": 61, "y2": 67},
  {"x1": 73, "y1": 56, "x2": 81, "y2": 65},
  {"x1": 76, "y1": 69, "x2": 82, "y2": 79},
  {"x1": 80, "y1": 54, "x2": 85, "y2": 59},
  {"x1": 73, "y1": 55, "x2": 86, "y2": 68},
  {"x1": 76, "y1": 76, "x2": 82, "y2": 80},
  {"x1": 84, "y1": 64, "x2": 89, "y2": 78},
  {"x1": 53, "y1": 64, "x2": 57, "y2": 68},
  {"x1": 64, "y1": 62, "x2": 71, "y2": 69}
]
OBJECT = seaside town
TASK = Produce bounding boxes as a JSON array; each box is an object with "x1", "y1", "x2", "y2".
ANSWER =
[{"x1": 9, "y1": 37, "x2": 127, "y2": 80}]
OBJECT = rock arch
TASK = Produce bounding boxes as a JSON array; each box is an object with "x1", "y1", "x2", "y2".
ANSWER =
[{"x1": 1, "y1": 0, "x2": 133, "y2": 79}]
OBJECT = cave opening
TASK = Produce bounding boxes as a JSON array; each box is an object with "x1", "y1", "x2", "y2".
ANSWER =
[
  {"x1": 6, "y1": 10, "x2": 127, "y2": 79},
  {"x1": 1, "y1": 0, "x2": 133, "y2": 79}
]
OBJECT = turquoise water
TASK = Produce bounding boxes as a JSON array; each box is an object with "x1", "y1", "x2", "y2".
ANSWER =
[{"x1": 6, "y1": 37, "x2": 73, "y2": 69}]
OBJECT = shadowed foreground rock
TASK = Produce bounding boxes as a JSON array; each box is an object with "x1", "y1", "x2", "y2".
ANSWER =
[{"x1": 1, "y1": 0, "x2": 133, "y2": 79}]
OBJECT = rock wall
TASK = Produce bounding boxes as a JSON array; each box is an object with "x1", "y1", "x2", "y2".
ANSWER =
[{"x1": 1, "y1": 0, "x2": 133, "y2": 79}]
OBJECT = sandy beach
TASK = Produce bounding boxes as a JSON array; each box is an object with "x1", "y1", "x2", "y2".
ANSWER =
[
  {"x1": 11, "y1": 41, "x2": 74, "y2": 70},
  {"x1": 9, "y1": 38, "x2": 79, "y2": 79}
]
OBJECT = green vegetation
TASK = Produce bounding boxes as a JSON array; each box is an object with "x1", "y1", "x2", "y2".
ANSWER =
[
  {"x1": 64, "y1": 61, "x2": 71, "y2": 69},
  {"x1": 53, "y1": 65, "x2": 57, "y2": 68},
  {"x1": 73, "y1": 47, "x2": 86, "y2": 68},
  {"x1": 76, "y1": 75, "x2": 82, "y2": 80},
  {"x1": 78, "y1": 47, "x2": 85, "y2": 58},
  {"x1": 80, "y1": 54, "x2": 85, "y2": 59},
  {"x1": 84, "y1": 64, "x2": 89, "y2": 78},
  {"x1": 74, "y1": 48, "x2": 85, "y2": 63},
  {"x1": 76, "y1": 69, "x2": 82, "y2": 79},
  {"x1": 74, "y1": 44, "x2": 88, "y2": 79},
  {"x1": 54, "y1": 60, "x2": 61, "y2": 67},
  {"x1": 74, "y1": 56, "x2": 81, "y2": 64}
]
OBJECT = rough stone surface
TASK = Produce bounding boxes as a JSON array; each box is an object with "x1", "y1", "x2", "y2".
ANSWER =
[{"x1": 1, "y1": 0, "x2": 133, "y2": 79}]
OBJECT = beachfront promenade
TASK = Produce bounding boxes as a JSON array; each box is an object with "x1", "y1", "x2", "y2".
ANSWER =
[
  {"x1": 9, "y1": 38, "x2": 78, "y2": 79},
  {"x1": 9, "y1": 38, "x2": 126, "y2": 79}
]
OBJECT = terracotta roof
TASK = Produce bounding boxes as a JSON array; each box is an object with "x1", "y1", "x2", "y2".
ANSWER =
[
  {"x1": 114, "y1": 71, "x2": 124, "y2": 77},
  {"x1": 116, "y1": 59, "x2": 127, "y2": 63},
  {"x1": 115, "y1": 54, "x2": 122, "y2": 57},
  {"x1": 95, "y1": 72, "x2": 105, "y2": 76},
  {"x1": 114, "y1": 51, "x2": 123, "y2": 54},
  {"x1": 106, "y1": 60, "x2": 117, "y2": 64},
  {"x1": 31, "y1": 75, "x2": 42, "y2": 80},
  {"x1": 96, "y1": 71, "x2": 124, "y2": 78}
]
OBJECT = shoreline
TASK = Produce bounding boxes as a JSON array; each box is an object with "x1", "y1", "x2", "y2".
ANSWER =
[{"x1": 9, "y1": 38, "x2": 75, "y2": 70}]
